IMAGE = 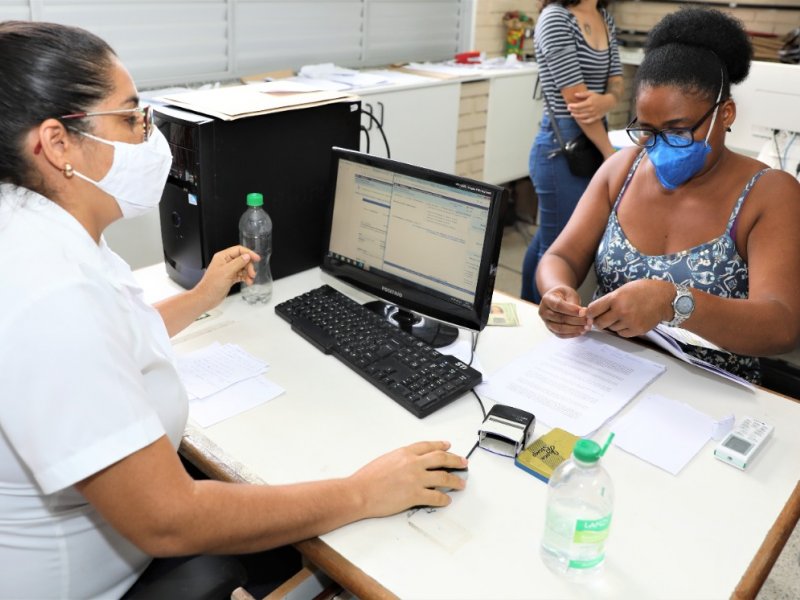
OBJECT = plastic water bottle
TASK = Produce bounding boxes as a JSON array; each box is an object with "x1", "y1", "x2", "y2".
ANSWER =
[
  {"x1": 238, "y1": 192, "x2": 272, "y2": 304},
  {"x1": 540, "y1": 434, "x2": 614, "y2": 579}
]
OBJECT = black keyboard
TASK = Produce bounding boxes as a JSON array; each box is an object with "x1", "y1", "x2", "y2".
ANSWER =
[{"x1": 275, "y1": 285, "x2": 482, "y2": 418}]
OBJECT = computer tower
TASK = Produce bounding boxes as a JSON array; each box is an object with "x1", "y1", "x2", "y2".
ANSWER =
[{"x1": 154, "y1": 100, "x2": 361, "y2": 289}]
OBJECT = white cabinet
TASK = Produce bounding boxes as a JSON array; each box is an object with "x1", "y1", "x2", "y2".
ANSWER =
[
  {"x1": 358, "y1": 82, "x2": 461, "y2": 173},
  {"x1": 483, "y1": 70, "x2": 542, "y2": 185}
]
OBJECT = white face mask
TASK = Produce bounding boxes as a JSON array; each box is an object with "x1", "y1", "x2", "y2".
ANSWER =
[{"x1": 73, "y1": 127, "x2": 172, "y2": 219}]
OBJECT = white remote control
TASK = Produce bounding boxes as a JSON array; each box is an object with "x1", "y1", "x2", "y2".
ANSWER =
[{"x1": 714, "y1": 416, "x2": 773, "y2": 470}]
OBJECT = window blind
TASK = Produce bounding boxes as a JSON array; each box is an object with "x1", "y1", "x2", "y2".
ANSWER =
[{"x1": 1, "y1": 0, "x2": 472, "y2": 88}]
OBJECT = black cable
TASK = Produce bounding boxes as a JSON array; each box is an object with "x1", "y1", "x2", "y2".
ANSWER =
[
  {"x1": 360, "y1": 125, "x2": 370, "y2": 154},
  {"x1": 472, "y1": 389, "x2": 487, "y2": 420},
  {"x1": 467, "y1": 330, "x2": 486, "y2": 419},
  {"x1": 465, "y1": 440, "x2": 480, "y2": 459},
  {"x1": 360, "y1": 109, "x2": 391, "y2": 159},
  {"x1": 773, "y1": 130, "x2": 784, "y2": 170}
]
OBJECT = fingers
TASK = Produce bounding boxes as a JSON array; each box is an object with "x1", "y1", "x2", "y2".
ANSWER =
[
  {"x1": 218, "y1": 245, "x2": 261, "y2": 263},
  {"x1": 539, "y1": 293, "x2": 591, "y2": 336}
]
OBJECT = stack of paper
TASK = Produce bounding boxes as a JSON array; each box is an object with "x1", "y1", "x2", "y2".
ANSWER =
[
  {"x1": 641, "y1": 325, "x2": 753, "y2": 389},
  {"x1": 177, "y1": 342, "x2": 284, "y2": 427},
  {"x1": 160, "y1": 83, "x2": 356, "y2": 121}
]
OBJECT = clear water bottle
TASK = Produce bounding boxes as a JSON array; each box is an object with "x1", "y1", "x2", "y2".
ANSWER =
[
  {"x1": 540, "y1": 434, "x2": 614, "y2": 579},
  {"x1": 238, "y1": 192, "x2": 272, "y2": 304}
]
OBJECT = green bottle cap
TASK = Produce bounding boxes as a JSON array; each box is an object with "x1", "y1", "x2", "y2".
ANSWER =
[
  {"x1": 246, "y1": 192, "x2": 264, "y2": 207},
  {"x1": 573, "y1": 439, "x2": 602, "y2": 463},
  {"x1": 573, "y1": 432, "x2": 615, "y2": 464}
]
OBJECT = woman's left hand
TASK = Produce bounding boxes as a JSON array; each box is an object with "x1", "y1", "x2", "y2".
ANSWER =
[
  {"x1": 567, "y1": 91, "x2": 614, "y2": 124},
  {"x1": 585, "y1": 279, "x2": 674, "y2": 338},
  {"x1": 195, "y1": 245, "x2": 260, "y2": 308}
]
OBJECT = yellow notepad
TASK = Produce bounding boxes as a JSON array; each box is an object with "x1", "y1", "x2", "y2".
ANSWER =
[{"x1": 515, "y1": 428, "x2": 580, "y2": 483}]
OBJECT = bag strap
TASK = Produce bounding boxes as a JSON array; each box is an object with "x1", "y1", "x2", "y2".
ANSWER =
[{"x1": 537, "y1": 9, "x2": 613, "y2": 151}]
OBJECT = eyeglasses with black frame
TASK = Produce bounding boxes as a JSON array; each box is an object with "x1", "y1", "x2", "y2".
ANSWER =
[
  {"x1": 626, "y1": 100, "x2": 724, "y2": 148},
  {"x1": 59, "y1": 105, "x2": 153, "y2": 142}
]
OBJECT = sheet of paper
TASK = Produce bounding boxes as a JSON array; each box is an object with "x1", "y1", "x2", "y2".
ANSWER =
[
  {"x1": 190, "y1": 375, "x2": 284, "y2": 428},
  {"x1": 612, "y1": 394, "x2": 715, "y2": 475},
  {"x1": 297, "y1": 63, "x2": 390, "y2": 88},
  {"x1": 282, "y1": 76, "x2": 352, "y2": 92},
  {"x1": 476, "y1": 335, "x2": 665, "y2": 436},
  {"x1": 178, "y1": 342, "x2": 268, "y2": 399},
  {"x1": 402, "y1": 62, "x2": 487, "y2": 77}
]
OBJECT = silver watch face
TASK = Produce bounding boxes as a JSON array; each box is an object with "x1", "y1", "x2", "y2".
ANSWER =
[{"x1": 675, "y1": 294, "x2": 695, "y2": 315}]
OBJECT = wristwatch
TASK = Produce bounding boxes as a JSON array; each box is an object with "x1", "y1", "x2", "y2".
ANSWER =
[{"x1": 665, "y1": 283, "x2": 695, "y2": 328}]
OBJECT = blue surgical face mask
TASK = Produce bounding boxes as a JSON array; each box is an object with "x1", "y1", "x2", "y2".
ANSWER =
[
  {"x1": 645, "y1": 85, "x2": 723, "y2": 191},
  {"x1": 646, "y1": 131, "x2": 714, "y2": 191}
]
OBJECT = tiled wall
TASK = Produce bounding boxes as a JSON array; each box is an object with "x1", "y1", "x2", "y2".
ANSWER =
[
  {"x1": 475, "y1": 0, "x2": 539, "y2": 58},
  {"x1": 473, "y1": 0, "x2": 800, "y2": 148},
  {"x1": 612, "y1": 1, "x2": 800, "y2": 36},
  {"x1": 475, "y1": 0, "x2": 800, "y2": 57},
  {"x1": 456, "y1": 81, "x2": 491, "y2": 180}
]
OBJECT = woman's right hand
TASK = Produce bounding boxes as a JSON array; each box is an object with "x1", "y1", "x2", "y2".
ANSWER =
[
  {"x1": 538, "y1": 285, "x2": 591, "y2": 338},
  {"x1": 349, "y1": 441, "x2": 468, "y2": 517}
]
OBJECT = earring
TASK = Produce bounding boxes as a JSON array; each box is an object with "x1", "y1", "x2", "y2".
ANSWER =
[
  {"x1": 726, "y1": 126, "x2": 732, "y2": 133},
  {"x1": 63, "y1": 163, "x2": 74, "y2": 178}
]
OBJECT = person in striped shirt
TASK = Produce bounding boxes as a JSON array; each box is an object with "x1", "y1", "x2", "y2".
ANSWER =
[{"x1": 522, "y1": 0, "x2": 623, "y2": 303}]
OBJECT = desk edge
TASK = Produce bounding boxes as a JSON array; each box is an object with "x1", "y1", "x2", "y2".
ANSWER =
[{"x1": 179, "y1": 428, "x2": 399, "y2": 600}]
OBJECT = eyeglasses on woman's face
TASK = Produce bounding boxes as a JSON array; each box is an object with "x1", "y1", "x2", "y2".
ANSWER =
[
  {"x1": 626, "y1": 100, "x2": 723, "y2": 148},
  {"x1": 59, "y1": 105, "x2": 154, "y2": 142}
]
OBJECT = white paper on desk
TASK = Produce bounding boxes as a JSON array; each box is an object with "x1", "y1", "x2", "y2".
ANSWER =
[
  {"x1": 613, "y1": 394, "x2": 714, "y2": 475},
  {"x1": 178, "y1": 342, "x2": 268, "y2": 400},
  {"x1": 298, "y1": 63, "x2": 389, "y2": 88},
  {"x1": 403, "y1": 62, "x2": 486, "y2": 77},
  {"x1": 283, "y1": 76, "x2": 352, "y2": 92},
  {"x1": 190, "y1": 375, "x2": 284, "y2": 428},
  {"x1": 477, "y1": 336, "x2": 665, "y2": 436}
]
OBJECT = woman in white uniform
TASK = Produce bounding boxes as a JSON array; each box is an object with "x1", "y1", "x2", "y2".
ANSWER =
[{"x1": 0, "y1": 21, "x2": 468, "y2": 598}]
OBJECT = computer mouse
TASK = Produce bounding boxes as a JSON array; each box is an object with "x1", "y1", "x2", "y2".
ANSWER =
[{"x1": 435, "y1": 466, "x2": 469, "y2": 493}]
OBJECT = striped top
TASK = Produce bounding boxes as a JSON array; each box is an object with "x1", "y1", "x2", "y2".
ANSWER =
[{"x1": 535, "y1": 5, "x2": 623, "y2": 118}]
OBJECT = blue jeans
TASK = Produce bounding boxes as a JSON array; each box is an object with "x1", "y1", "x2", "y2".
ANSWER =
[{"x1": 521, "y1": 115, "x2": 593, "y2": 303}]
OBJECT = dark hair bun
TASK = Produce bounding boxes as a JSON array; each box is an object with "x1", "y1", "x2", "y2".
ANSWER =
[{"x1": 646, "y1": 7, "x2": 752, "y2": 85}]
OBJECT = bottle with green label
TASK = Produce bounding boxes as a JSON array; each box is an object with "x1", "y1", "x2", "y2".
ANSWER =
[{"x1": 540, "y1": 434, "x2": 614, "y2": 579}]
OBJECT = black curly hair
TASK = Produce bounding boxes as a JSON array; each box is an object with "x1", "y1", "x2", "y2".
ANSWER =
[{"x1": 635, "y1": 7, "x2": 753, "y2": 102}]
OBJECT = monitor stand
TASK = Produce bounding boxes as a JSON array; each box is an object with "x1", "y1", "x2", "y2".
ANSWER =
[{"x1": 364, "y1": 301, "x2": 458, "y2": 348}]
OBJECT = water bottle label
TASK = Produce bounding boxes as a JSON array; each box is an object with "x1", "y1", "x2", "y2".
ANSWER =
[
  {"x1": 574, "y1": 515, "x2": 611, "y2": 543},
  {"x1": 566, "y1": 514, "x2": 611, "y2": 569}
]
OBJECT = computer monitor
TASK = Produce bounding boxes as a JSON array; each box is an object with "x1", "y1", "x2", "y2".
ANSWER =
[{"x1": 321, "y1": 147, "x2": 507, "y2": 347}]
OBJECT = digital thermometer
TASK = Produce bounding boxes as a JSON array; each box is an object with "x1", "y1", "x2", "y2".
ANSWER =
[{"x1": 714, "y1": 416, "x2": 773, "y2": 470}]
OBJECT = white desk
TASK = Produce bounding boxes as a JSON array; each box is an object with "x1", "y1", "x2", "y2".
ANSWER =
[{"x1": 135, "y1": 265, "x2": 800, "y2": 600}]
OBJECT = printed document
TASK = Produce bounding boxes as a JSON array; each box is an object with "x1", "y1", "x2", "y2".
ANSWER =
[{"x1": 477, "y1": 335, "x2": 665, "y2": 436}]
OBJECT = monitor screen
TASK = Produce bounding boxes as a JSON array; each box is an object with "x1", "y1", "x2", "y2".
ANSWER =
[{"x1": 321, "y1": 147, "x2": 506, "y2": 346}]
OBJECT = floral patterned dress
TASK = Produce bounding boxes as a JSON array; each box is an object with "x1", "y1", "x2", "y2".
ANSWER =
[{"x1": 594, "y1": 151, "x2": 768, "y2": 383}]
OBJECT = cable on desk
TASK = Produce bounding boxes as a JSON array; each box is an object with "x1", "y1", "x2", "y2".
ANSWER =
[
  {"x1": 468, "y1": 330, "x2": 486, "y2": 419},
  {"x1": 465, "y1": 439, "x2": 480, "y2": 460},
  {"x1": 471, "y1": 389, "x2": 487, "y2": 420}
]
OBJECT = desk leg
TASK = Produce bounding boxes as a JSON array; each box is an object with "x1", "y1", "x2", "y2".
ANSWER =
[{"x1": 734, "y1": 480, "x2": 800, "y2": 599}]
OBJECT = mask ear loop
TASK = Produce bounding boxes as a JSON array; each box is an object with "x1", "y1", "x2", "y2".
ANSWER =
[{"x1": 704, "y1": 69, "x2": 726, "y2": 146}]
